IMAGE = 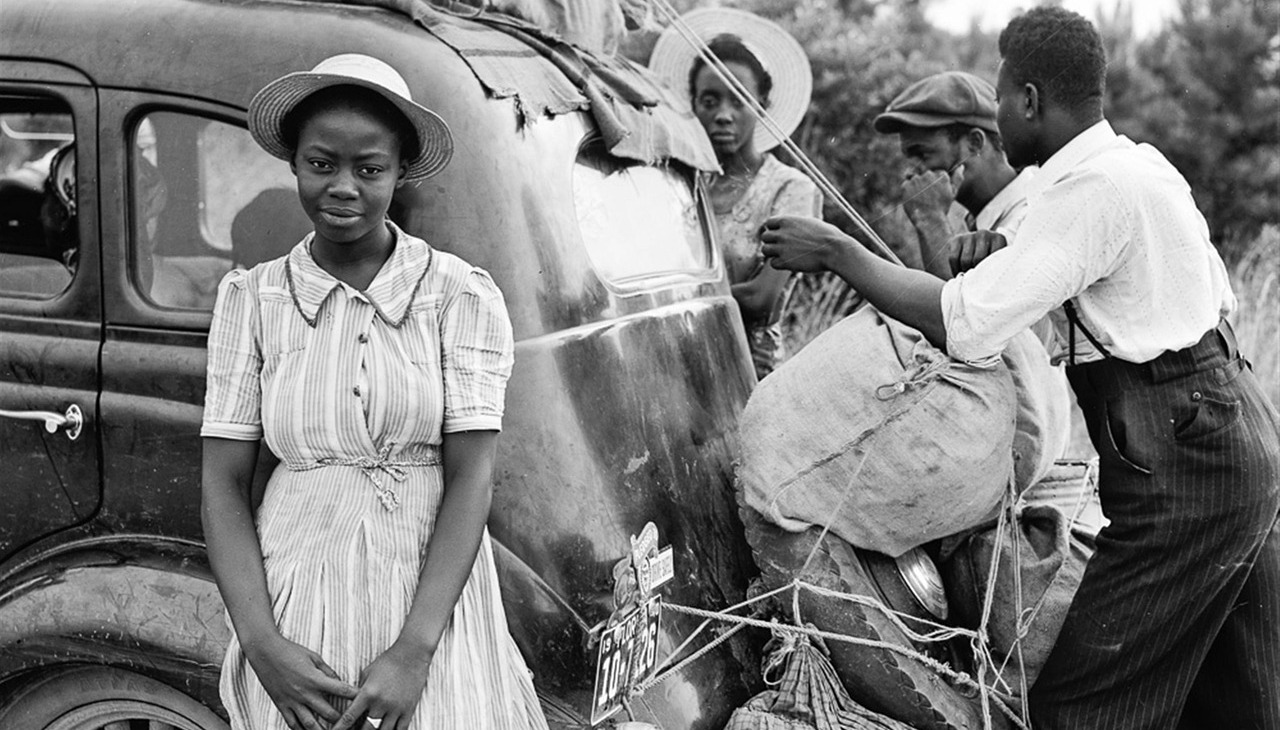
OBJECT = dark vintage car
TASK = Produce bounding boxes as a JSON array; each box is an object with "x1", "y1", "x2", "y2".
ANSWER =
[{"x1": 0, "y1": 0, "x2": 763, "y2": 726}]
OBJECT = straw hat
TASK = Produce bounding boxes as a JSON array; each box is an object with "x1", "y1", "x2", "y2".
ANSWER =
[
  {"x1": 649, "y1": 8, "x2": 812, "y2": 152},
  {"x1": 248, "y1": 54, "x2": 453, "y2": 183}
]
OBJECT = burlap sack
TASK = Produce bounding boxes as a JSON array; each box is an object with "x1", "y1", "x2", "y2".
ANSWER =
[
  {"x1": 939, "y1": 504, "x2": 1093, "y2": 697},
  {"x1": 1001, "y1": 330, "x2": 1073, "y2": 494},
  {"x1": 739, "y1": 307, "x2": 1017, "y2": 557}
]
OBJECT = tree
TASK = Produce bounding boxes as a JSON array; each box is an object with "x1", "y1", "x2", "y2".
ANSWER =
[{"x1": 1103, "y1": 0, "x2": 1279, "y2": 255}]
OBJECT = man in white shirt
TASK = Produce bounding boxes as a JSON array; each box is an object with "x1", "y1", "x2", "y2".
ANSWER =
[
  {"x1": 874, "y1": 69, "x2": 1073, "y2": 470},
  {"x1": 759, "y1": 7, "x2": 1279, "y2": 728}
]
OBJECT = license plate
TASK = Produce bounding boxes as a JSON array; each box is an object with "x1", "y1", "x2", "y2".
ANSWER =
[{"x1": 590, "y1": 596, "x2": 661, "y2": 725}]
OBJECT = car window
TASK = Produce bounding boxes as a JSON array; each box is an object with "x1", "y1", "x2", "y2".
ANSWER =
[
  {"x1": 573, "y1": 138, "x2": 712, "y2": 286},
  {"x1": 0, "y1": 95, "x2": 76, "y2": 299},
  {"x1": 131, "y1": 111, "x2": 298, "y2": 311}
]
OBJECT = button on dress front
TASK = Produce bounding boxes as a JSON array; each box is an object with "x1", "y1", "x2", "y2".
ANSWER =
[{"x1": 202, "y1": 224, "x2": 547, "y2": 729}]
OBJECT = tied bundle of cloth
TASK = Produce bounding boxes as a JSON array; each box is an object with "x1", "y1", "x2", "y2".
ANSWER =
[
  {"x1": 724, "y1": 629, "x2": 915, "y2": 730},
  {"x1": 739, "y1": 306, "x2": 1068, "y2": 558}
]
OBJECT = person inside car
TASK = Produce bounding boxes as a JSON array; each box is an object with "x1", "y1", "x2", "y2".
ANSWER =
[{"x1": 200, "y1": 53, "x2": 548, "y2": 730}]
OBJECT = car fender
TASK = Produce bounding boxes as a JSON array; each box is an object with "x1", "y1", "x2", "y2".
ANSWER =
[{"x1": 0, "y1": 535, "x2": 226, "y2": 709}]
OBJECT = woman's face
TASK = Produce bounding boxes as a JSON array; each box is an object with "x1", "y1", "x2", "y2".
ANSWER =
[
  {"x1": 291, "y1": 103, "x2": 406, "y2": 249},
  {"x1": 693, "y1": 61, "x2": 761, "y2": 158}
]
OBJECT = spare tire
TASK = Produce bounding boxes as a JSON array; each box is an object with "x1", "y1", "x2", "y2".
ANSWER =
[
  {"x1": 0, "y1": 665, "x2": 228, "y2": 730},
  {"x1": 741, "y1": 504, "x2": 1010, "y2": 730}
]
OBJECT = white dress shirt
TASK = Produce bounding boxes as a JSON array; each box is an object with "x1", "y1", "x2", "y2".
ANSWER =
[
  {"x1": 941, "y1": 120, "x2": 1235, "y2": 366},
  {"x1": 973, "y1": 165, "x2": 1037, "y2": 239}
]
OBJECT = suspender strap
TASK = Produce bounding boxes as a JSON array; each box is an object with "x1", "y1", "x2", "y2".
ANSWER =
[{"x1": 1063, "y1": 299, "x2": 1112, "y2": 364}]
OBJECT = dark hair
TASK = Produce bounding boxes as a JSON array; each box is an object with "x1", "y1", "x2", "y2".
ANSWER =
[
  {"x1": 998, "y1": 6, "x2": 1106, "y2": 117},
  {"x1": 280, "y1": 84, "x2": 420, "y2": 162},
  {"x1": 688, "y1": 35, "x2": 773, "y2": 107},
  {"x1": 941, "y1": 123, "x2": 1004, "y2": 153}
]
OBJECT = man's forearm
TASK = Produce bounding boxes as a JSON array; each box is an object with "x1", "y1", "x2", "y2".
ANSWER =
[{"x1": 826, "y1": 237, "x2": 949, "y2": 349}]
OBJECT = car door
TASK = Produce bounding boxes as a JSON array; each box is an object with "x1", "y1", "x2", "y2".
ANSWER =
[
  {"x1": 0, "y1": 61, "x2": 102, "y2": 560},
  {"x1": 97, "y1": 90, "x2": 296, "y2": 540}
]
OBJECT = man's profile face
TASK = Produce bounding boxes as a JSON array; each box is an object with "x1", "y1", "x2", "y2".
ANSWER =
[{"x1": 995, "y1": 61, "x2": 1035, "y2": 169}]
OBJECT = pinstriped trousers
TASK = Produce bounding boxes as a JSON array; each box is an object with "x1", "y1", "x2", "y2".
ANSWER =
[{"x1": 1029, "y1": 323, "x2": 1280, "y2": 729}]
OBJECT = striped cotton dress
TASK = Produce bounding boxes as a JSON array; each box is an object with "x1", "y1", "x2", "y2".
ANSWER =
[{"x1": 201, "y1": 223, "x2": 547, "y2": 729}]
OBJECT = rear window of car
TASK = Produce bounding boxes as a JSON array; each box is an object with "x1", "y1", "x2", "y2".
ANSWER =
[
  {"x1": 130, "y1": 111, "x2": 298, "y2": 311},
  {"x1": 572, "y1": 137, "x2": 713, "y2": 287},
  {"x1": 0, "y1": 95, "x2": 76, "y2": 299}
]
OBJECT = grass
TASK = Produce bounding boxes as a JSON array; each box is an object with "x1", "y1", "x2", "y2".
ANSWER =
[{"x1": 1228, "y1": 226, "x2": 1280, "y2": 410}]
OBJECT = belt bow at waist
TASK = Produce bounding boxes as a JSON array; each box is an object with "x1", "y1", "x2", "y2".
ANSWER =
[{"x1": 292, "y1": 442, "x2": 442, "y2": 512}]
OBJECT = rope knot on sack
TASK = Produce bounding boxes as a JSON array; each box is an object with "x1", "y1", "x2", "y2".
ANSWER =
[
  {"x1": 875, "y1": 349, "x2": 952, "y2": 401},
  {"x1": 761, "y1": 624, "x2": 808, "y2": 686}
]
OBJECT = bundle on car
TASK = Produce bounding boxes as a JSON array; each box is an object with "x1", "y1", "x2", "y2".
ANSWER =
[{"x1": 735, "y1": 305, "x2": 1088, "y2": 728}]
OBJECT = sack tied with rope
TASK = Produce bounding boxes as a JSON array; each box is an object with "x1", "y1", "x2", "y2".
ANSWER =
[
  {"x1": 1001, "y1": 326, "x2": 1073, "y2": 495},
  {"x1": 723, "y1": 630, "x2": 916, "y2": 730},
  {"x1": 739, "y1": 306, "x2": 1019, "y2": 557},
  {"x1": 938, "y1": 503, "x2": 1094, "y2": 702}
]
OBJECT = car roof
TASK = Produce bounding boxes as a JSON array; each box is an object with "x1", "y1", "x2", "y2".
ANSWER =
[{"x1": 1, "y1": 0, "x2": 464, "y2": 110}]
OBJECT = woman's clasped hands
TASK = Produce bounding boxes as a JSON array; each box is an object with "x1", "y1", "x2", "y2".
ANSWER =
[
  {"x1": 243, "y1": 633, "x2": 357, "y2": 730},
  {"x1": 246, "y1": 632, "x2": 434, "y2": 730},
  {"x1": 331, "y1": 640, "x2": 435, "y2": 730}
]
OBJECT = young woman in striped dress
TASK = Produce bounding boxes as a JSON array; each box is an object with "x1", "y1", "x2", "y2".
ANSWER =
[{"x1": 200, "y1": 54, "x2": 548, "y2": 730}]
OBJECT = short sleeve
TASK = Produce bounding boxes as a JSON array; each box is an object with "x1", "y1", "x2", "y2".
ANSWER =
[
  {"x1": 441, "y1": 269, "x2": 515, "y2": 433},
  {"x1": 201, "y1": 269, "x2": 264, "y2": 440}
]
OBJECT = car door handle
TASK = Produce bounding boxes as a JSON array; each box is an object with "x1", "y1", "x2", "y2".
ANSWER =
[{"x1": 0, "y1": 403, "x2": 84, "y2": 441}]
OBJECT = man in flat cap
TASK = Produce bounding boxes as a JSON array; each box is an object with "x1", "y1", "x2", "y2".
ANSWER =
[
  {"x1": 874, "y1": 71, "x2": 1034, "y2": 281},
  {"x1": 876, "y1": 70, "x2": 1074, "y2": 465}
]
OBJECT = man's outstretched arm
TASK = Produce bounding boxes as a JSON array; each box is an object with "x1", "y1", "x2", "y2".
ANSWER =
[{"x1": 760, "y1": 215, "x2": 949, "y2": 350}]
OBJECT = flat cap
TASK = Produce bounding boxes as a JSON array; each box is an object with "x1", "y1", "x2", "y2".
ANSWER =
[{"x1": 873, "y1": 71, "x2": 999, "y2": 135}]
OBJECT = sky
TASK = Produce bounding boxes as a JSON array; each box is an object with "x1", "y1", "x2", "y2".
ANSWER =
[{"x1": 924, "y1": 0, "x2": 1181, "y2": 37}]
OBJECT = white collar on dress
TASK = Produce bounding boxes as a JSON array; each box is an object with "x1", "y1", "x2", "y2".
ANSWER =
[{"x1": 285, "y1": 221, "x2": 433, "y2": 328}]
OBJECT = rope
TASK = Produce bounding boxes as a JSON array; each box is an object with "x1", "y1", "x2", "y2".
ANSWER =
[
  {"x1": 650, "y1": 0, "x2": 904, "y2": 268},
  {"x1": 623, "y1": 483, "x2": 1038, "y2": 729},
  {"x1": 629, "y1": 582, "x2": 1029, "y2": 730}
]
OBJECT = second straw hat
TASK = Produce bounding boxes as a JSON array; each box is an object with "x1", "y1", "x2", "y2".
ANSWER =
[
  {"x1": 649, "y1": 8, "x2": 812, "y2": 153},
  {"x1": 247, "y1": 54, "x2": 453, "y2": 183}
]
